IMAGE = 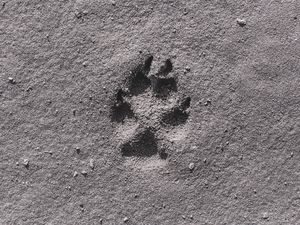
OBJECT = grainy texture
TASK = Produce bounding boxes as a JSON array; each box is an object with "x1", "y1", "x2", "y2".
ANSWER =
[{"x1": 0, "y1": 0, "x2": 299, "y2": 224}]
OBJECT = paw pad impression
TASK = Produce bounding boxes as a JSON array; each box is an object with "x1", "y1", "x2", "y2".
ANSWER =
[{"x1": 110, "y1": 54, "x2": 191, "y2": 161}]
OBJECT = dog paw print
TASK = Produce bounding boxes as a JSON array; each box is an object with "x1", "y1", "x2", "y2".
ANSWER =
[{"x1": 110, "y1": 54, "x2": 191, "y2": 161}]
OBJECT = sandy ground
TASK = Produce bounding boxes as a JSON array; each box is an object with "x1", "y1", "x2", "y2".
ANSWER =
[{"x1": 0, "y1": 0, "x2": 299, "y2": 224}]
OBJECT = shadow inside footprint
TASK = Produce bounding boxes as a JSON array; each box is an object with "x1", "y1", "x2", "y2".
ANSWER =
[
  {"x1": 120, "y1": 129, "x2": 158, "y2": 158},
  {"x1": 152, "y1": 77, "x2": 177, "y2": 97},
  {"x1": 110, "y1": 89, "x2": 134, "y2": 123},
  {"x1": 161, "y1": 97, "x2": 191, "y2": 126},
  {"x1": 127, "y1": 56, "x2": 153, "y2": 96},
  {"x1": 161, "y1": 108, "x2": 189, "y2": 126}
]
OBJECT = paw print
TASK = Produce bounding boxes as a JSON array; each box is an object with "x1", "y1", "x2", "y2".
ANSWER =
[{"x1": 110, "y1": 54, "x2": 191, "y2": 161}]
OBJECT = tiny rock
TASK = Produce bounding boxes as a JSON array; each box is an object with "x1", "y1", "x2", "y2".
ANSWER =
[
  {"x1": 262, "y1": 212, "x2": 269, "y2": 220},
  {"x1": 204, "y1": 100, "x2": 211, "y2": 106},
  {"x1": 189, "y1": 163, "x2": 195, "y2": 171},
  {"x1": 81, "y1": 170, "x2": 88, "y2": 176},
  {"x1": 66, "y1": 186, "x2": 71, "y2": 191},
  {"x1": 123, "y1": 217, "x2": 129, "y2": 223},
  {"x1": 8, "y1": 77, "x2": 16, "y2": 84},
  {"x1": 185, "y1": 66, "x2": 191, "y2": 72},
  {"x1": 89, "y1": 159, "x2": 95, "y2": 170},
  {"x1": 236, "y1": 18, "x2": 246, "y2": 26},
  {"x1": 82, "y1": 61, "x2": 88, "y2": 67},
  {"x1": 23, "y1": 159, "x2": 29, "y2": 167},
  {"x1": 73, "y1": 171, "x2": 78, "y2": 177}
]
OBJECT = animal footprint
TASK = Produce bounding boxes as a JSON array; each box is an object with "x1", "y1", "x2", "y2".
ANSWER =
[{"x1": 110, "y1": 54, "x2": 191, "y2": 161}]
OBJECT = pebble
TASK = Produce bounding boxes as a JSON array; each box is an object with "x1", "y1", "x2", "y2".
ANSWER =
[
  {"x1": 73, "y1": 171, "x2": 79, "y2": 177},
  {"x1": 188, "y1": 163, "x2": 195, "y2": 171},
  {"x1": 75, "y1": 147, "x2": 80, "y2": 154},
  {"x1": 204, "y1": 100, "x2": 211, "y2": 106},
  {"x1": 123, "y1": 217, "x2": 129, "y2": 223},
  {"x1": 89, "y1": 159, "x2": 95, "y2": 170},
  {"x1": 81, "y1": 170, "x2": 88, "y2": 176},
  {"x1": 236, "y1": 18, "x2": 246, "y2": 26},
  {"x1": 23, "y1": 159, "x2": 29, "y2": 168},
  {"x1": 79, "y1": 203, "x2": 84, "y2": 212},
  {"x1": 262, "y1": 212, "x2": 269, "y2": 220},
  {"x1": 8, "y1": 77, "x2": 16, "y2": 84}
]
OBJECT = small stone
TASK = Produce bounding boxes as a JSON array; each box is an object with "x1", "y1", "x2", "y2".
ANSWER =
[
  {"x1": 182, "y1": 215, "x2": 186, "y2": 219},
  {"x1": 190, "y1": 215, "x2": 194, "y2": 219},
  {"x1": 82, "y1": 61, "x2": 88, "y2": 67},
  {"x1": 75, "y1": 147, "x2": 80, "y2": 154},
  {"x1": 79, "y1": 203, "x2": 84, "y2": 212},
  {"x1": 185, "y1": 66, "x2": 191, "y2": 72},
  {"x1": 204, "y1": 100, "x2": 211, "y2": 106},
  {"x1": 8, "y1": 77, "x2": 16, "y2": 84},
  {"x1": 81, "y1": 170, "x2": 88, "y2": 176},
  {"x1": 123, "y1": 217, "x2": 129, "y2": 222},
  {"x1": 23, "y1": 159, "x2": 29, "y2": 168},
  {"x1": 16, "y1": 162, "x2": 19, "y2": 166},
  {"x1": 73, "y1": 171, "x2": 78, "y2": 177},
  {"x1": 236, "y1": 18, "x2": 246, "y2": 26},
  {"x1": 188, "y1": 163, "x2": 195, "y2": 171},
  {"x1": 262, "y1": 212, "x2": 269, "y2": 220},
  {"x1": 89, "y1": 159, "x2": 95, "y2": 170}
]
